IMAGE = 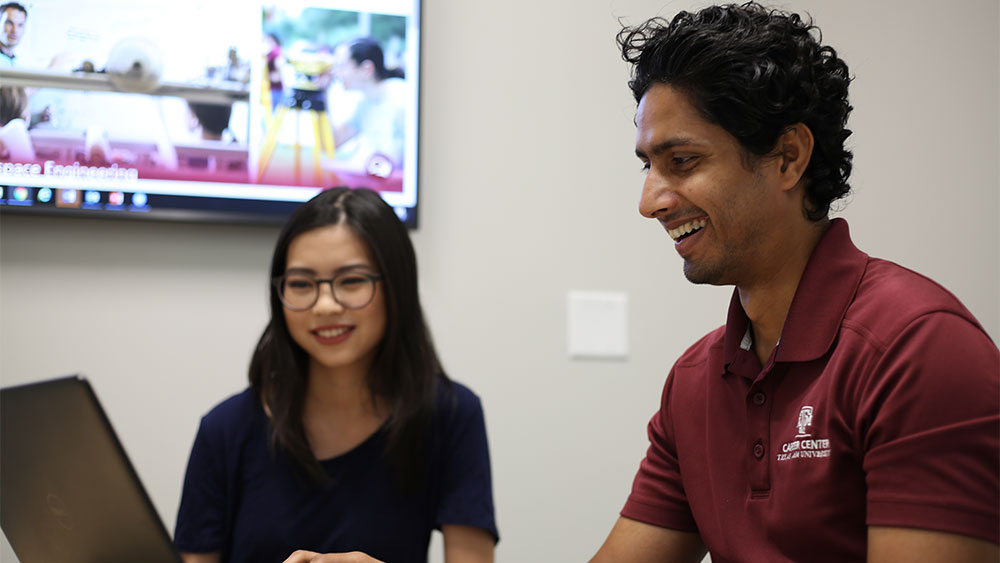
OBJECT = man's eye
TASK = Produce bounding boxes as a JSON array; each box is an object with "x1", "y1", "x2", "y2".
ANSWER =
[{"x1": 673, "y1": 156, "x2": 698, "y2": 169}]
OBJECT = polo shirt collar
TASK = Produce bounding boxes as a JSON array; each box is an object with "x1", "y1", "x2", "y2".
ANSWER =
[{"x1": 722, "y1": 218, "x2": 868, "y2": 371}]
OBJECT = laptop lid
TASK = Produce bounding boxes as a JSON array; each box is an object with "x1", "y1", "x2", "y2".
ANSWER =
[{"x1": 1, "y1": 375, "x2": 182, "y2": 563}]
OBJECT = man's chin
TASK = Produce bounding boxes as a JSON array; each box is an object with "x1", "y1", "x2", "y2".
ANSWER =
[{"x1": 682, "y1": 261, "x2": 726, "y2": 286}]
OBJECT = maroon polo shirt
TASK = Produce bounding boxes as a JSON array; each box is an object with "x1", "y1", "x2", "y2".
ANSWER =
[{"x1": 622, "y1": 219, "x2": 999, "y2": 562}]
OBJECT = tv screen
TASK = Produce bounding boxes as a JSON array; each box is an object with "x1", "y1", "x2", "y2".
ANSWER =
[{"x1": 0, "y1": 0, "x2": 421, "y2": 226}]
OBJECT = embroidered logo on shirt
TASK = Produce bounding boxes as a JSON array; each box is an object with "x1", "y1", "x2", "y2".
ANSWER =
[
  {"x1": 777, "y1": 405, "x2": 831, "y2": 462},
  {"x1": 796, "y1": 405, "x2": 813, "y2": 435}
]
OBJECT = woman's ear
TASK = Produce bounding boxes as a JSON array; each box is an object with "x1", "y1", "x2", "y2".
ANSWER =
[{"x1": 360, "y1": 59, "x2": 377, "y2": 77}]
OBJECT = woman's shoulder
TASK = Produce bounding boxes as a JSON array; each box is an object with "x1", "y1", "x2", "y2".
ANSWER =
[
  {"x1": 380, "y1": 77, "x2": 409, "y2": 101},
  {"x1": 0, "y1": 118, "x2": 28, "y2": 133},
  {"x1": 433, "y1": 377, "x2": 485, "y2": 423},
  {"x1": 0, "y1": 118, "x2": 35, "y2": 161},
  {"x1": 199, "y1": 388, "x2": 266, "y2": 435}
]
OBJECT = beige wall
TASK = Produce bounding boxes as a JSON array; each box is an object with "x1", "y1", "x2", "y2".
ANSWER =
[{"x1": 2, "y1": 0, "x2": 997, "y2": 561}]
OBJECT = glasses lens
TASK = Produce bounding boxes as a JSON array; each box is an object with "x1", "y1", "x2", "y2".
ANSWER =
[
  {"x1": 333, "y1": 273, "x2": 376, "y2": 309},
  {"x1": 279, "y1": 274, "x2": 318, "y2": 310}
]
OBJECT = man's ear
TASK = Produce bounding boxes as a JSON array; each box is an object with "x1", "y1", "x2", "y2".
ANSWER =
[{"x1": 776, "y1": 123, "x2": 814, "y2": 191}]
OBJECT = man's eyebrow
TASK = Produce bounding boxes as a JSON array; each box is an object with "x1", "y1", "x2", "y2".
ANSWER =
[{"x1": 635, "y1": 137, "x2": 703, "y2": 159}]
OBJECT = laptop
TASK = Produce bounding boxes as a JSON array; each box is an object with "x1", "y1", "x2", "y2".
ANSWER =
[{"x1": 1, "y1": 375, "x2": 182, "y2": 563}]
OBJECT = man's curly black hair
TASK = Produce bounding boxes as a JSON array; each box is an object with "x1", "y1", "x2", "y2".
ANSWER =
[{"x1": 617, "y1": 2, "x2": 853, "y2": 221}]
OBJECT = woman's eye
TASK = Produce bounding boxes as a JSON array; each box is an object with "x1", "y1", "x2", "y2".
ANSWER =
[
  {"x1": 338, "y1": 277, "x2": 367, "y2": 286},
  {"x1": 287, "y1": 278, "x2": 315, "y2": 290}
]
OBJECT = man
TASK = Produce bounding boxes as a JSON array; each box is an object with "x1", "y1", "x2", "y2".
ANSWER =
[
  {"x1": 590, "y1": 3, "x2": 999, "y2": 562},
  {"x1": 0, "y1": 2, "x2": 51, "y2": 128},
  {"x1": 0, "y1": 2, "x2": 25, "y2": 66}
]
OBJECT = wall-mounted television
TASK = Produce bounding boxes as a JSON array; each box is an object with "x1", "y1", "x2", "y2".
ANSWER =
[{"x1": 0, "y1": 0, "x2": 421, "y2": 226}]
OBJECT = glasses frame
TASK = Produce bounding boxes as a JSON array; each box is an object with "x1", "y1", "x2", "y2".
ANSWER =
[{"x1": 273, "y1": 271, "x2": 383, "y2": 312}]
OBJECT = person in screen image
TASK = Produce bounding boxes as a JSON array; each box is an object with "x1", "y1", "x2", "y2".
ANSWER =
[
  {"x1": 0, "y1": 1, "x2": 25, "y2": 66},
  {"x1": 0, "y1": 86, "x2": 36, "y2": 160},
  {"x1": 174, "y1": 188, "x2": 498, "y2": 563},
  {"x1": 187, "y1": 102, "x2": 233, "y2": 142},
  {"x1": 328, "y1": 37, "x2": 407, "y2": 177},
  {"x1": 588, "y1": 3, "x2": 999, "y2": 562},
  {"x1": 265, "y1": 33, "x2": 285, "y2": 109},
  {"x1": 0, "y1": 2, "x2": 52, "y2": 127}
]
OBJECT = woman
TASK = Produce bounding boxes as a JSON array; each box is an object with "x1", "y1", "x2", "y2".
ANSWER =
[
  {"x1": 0, "y1": 86, "x2": 35, "y2": 161},
  {"x1": 329, "y1": 37, "x2": 408, "y2": 172},
  {"x1": 174, "y1": 188, "x2": 497, "y2": 563},
  {"x1": 264, "y1": 33, "x2": 285, "y2": 110}
]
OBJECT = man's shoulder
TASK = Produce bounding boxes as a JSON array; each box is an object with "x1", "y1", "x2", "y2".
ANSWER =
[
  {"x1": 862, "y1": 258, "x2": 965, "y2": 302},
  {"x1": 847, "y1": 257, "x2": 985, "y2": 342},
  {"x1": 673, "y1": 325, "x2": 726, "y2": 369}
]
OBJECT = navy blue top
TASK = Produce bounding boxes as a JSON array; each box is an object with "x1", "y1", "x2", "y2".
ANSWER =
[{"x1": 174, "y1": 380, "x2": 497, "y2": 563}]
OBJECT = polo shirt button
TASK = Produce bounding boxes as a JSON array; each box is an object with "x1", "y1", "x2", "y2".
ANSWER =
[
  {"x1": 753, "y1": 441, "x2": 765, "y2": 459},
  {"x1": 752, "y1": 392, "x2": 766, "y2": 406}
]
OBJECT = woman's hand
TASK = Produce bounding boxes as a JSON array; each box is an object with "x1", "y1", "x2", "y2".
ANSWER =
[{"x1": 282, "y1": 550, "x2": 384, "y2": 563}]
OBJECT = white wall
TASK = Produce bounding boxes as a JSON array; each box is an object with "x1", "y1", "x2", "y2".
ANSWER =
[{"x1": 2, "y1": 0, "x2": 997, "y2": 561}]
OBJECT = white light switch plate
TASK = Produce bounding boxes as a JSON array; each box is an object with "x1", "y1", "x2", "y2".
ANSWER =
[{"x1": 567, "y1": 291, "x2": 628, "y2": 360}]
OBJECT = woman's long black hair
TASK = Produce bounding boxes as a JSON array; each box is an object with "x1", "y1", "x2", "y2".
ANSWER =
[
  {"x1": 249, "y1": 187, "x2": 445, "y2": 491},
  {"x1": 346, "y1": 37, "x2": 405, "y2": 81}
]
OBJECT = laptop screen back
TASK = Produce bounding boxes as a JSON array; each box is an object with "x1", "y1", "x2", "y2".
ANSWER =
[{"x1": 1, "y1": 375, "x2": 181, "y2": 563}]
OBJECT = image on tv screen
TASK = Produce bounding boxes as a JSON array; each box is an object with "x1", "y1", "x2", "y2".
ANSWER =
[{"x1": 0, "y1": 0, "x2": 421, "y2": 225}]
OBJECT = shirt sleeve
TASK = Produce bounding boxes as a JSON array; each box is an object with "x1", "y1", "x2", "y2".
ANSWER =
[
  {"x1": 861, "y1": 311, "x2": 1000, "y2": 543},
  {"x1": 434, "y1": 384, "x2": 499, "y2": 542},
  {"x1": 621, "y1": 368, "x2": 700, "y2": 533},
  {"x1": 174, "y1": 414, "x2": 228, "y2": 553}
]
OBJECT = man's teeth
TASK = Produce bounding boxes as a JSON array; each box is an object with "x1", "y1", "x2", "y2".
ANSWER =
[
  {"x1": 668, "y1": 218, "x2": 707, "y2": 241},
  {"x1": 316, "y1": 327, "x2": 350, "y2": 338}
]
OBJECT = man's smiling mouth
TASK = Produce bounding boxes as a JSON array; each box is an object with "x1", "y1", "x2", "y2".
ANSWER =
[{"x1": 668, "y1": 218, "x2": 707, "y2": 241}]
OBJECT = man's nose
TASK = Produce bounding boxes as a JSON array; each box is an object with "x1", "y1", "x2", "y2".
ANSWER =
[{"x1": 638, "y1": 167, "x2": 680, "y2": 219}]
